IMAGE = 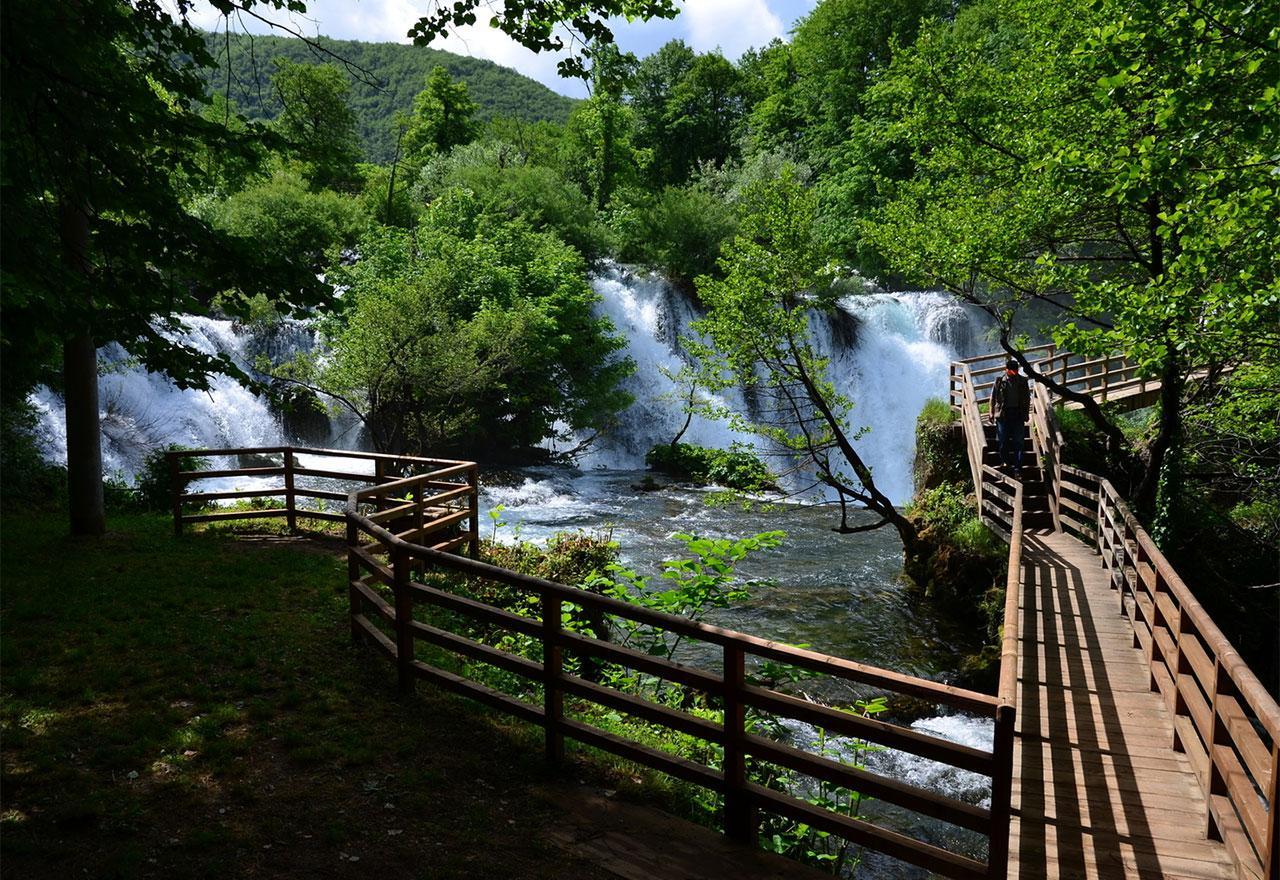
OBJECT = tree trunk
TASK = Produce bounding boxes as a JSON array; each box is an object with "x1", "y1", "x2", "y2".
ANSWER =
[
  {"x1": 1135, "y1": 358, "x2": 1184, "y2": 516},
  {"x1": 64, "y1": 332, "x2": 104, "y2": 536},
  {"x1": 60, "y1": 199, "x2": 105, "y2": 536}
]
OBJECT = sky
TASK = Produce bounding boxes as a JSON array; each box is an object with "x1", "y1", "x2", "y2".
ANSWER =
[{"x1": 181, "y1": 1, "x2": 820, "y2": 97}]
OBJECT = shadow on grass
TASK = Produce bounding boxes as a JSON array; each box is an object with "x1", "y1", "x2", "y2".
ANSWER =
[{"x1": 1, "y1": 512, "x2": 623, "y2": 880}]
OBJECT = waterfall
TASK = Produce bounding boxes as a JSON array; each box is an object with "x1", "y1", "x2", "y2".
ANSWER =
[
  {"x1": 578, "y1": 263, "x2": 991, "y2": 504},
  {"x1": 28, "y1": 315, "x2": 362, "y2": 481},
  {"x1": 28, "y1": 265, "x2": 989, "y2": 501}
]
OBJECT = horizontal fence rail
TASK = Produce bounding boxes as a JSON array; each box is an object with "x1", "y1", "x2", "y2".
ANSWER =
[
  {"x1": 344, "y1": 479, "x2": 1016, "y2": 879},
  {"x1": 167, "y1": 446, "x2": 479, "y2": 557},
  {"x1": 952, "y1": 349, "x2": 1279, "y2": 880}
]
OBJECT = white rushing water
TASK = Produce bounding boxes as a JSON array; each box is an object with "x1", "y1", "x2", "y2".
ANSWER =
[
  {"x1": 575, "y1": 263, "x2": 990, "y2": 503},
  {"x1": 29, "y1": 263, "x2": 989, "y2": 502}
]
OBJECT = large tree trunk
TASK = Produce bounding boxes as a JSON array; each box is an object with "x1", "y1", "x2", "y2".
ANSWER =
[
  {"x1": 60, "y1": 199, "x2": 104, "y2": 536},
  {"x1": 64, "y1": 334, "x2": 104, "y2": 535}
]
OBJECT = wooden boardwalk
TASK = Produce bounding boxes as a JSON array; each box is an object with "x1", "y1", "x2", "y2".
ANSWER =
[{"x1": 1008, "y1": 529, "x2": 1235, "y2": 879}]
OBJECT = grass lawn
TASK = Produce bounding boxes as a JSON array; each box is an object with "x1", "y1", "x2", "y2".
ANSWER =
[{"x1": 0, "y1": 511, "x2": 619, "y2": 879}]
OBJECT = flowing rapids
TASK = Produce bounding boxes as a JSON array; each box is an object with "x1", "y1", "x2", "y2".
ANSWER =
[{"x1": 30, "y1": 265, "x2": 996, "y2": 874}]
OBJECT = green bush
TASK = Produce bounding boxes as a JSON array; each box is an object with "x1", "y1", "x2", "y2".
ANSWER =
[
  {"x1": 134, "y1": 445, "x2": 209, "y2": 512},
  {"x1": 914, "y1": 397, "x2": 965, "y2": 491},
  {"x1": 645, "y1": 442, "x2": 776, "y2": 492},
  {"x1": 483, "y1": 530, "x2": 619, "y2": 586},
  {"x1": 609, "y1": 184, "x2": 737, "y2": 286},
  {"x1": 906, "y1": 483, "x2": 1003, "y2": 562}
]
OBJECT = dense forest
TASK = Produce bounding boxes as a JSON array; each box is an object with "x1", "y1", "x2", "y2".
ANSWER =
[{"x1": 200, "y1": 32, "x2": 578, "y2": 163}]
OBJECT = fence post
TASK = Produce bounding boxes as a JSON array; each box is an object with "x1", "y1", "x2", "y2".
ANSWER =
[
  {"x1": 723, "y1": 643, "x2": 755, "y2": 844},
  {"x1": 987, "y1": 702, "x2": 1015, "y2": 879},
  {"x1": 284, "y1": 447, "x2": 297, "y2": 533},
  {"x1": 467, "y1": 465, "x2": 481, "y2": 559},
  {"x1": 347, "y1": 516, "x2": 363, "y2": 644},
  {"x1": 169, "y1": 452, "x2": 184, "y2": 537},
  {"x1": 543, "y1": 591, "x2": 564, "y2": 765},
  {"x1": 393, "y1": 547, "x2": 415, "y2": 695}
]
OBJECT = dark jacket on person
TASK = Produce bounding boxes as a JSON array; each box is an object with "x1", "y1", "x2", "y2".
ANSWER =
[{"x1": 991, "y1": 371, "x2": 1030, "y2": 422}]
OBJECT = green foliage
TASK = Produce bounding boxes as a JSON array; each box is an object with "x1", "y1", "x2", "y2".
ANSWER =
[
  {"x1": 296, "y1": 192, "x2": 633, "y2": 458},
  {"x1": 644, "y1": 443, "x2": 776, "y2": 492},
  {"x1": 906, "y1": 484, "x2": 1003, "y2": 561},
  {"x1": 417, "y1": 141, "x2": 607, "y2": 258},
  {"x1": 914, "y1": 397, "x2": 966, "y2": 492},
  {"x1": 204, "y1": 168, "x2": 365, "y2": 271},
  {"x1": 133, "y1": 446, "x2": 208, "y2": 513},
  {"x1": 484, "y1": 530, "x2": 620, "y2": 586},
  {"x1": 203, "y1": 33, "x2": 577, "y2": 164},
  {"x1": 560, "y1": 46, "x2": 640, "y2": 210},
  {"x1": 609, "y1": 184, "x2": 736, "y2": 284},
  {"x1": 270, "y1": 60, "x2": 362, "y2": 190},
  {"x1": 402, "y1": 66, "x2": 480, "y2": 160},
  {"x1": 580, "y1": 530, "x2": 786, "y2": 662},
  {"x1": 0, "y1": 402, "x2": 65, "y2": 510}
]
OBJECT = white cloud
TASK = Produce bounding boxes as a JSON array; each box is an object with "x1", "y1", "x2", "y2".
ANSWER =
[{"x1": 681, "y1": 0, "x2": 786, "y2": 58}]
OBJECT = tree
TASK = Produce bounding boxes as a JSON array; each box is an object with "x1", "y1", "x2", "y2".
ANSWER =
[
  {"x1": 628, "y1": 40, "x2": 697, "y2": 186},
  {"x1": 664, "y1": 53, "x2": 744, "y2": 180},
  {"x1": 861, "y1": 0, "x2": 1279, "y2": 514},
  {"x1": 0, "y1": 0, "x2": 332, "y2": 535},
  {"x1": 694, "y1": 170, "x2": 921, "y2": 556},
  {"x1": 560, "y1": 45, "x2": 638, "y2": 210},
  {"x1": 402, "y1": 66, "x2": 480, "y2": 160},
  {"x1": 271, "y1": 59, "x2": 363, "y2": 189},
  {"x1": 787, "y1": 0, "x2": 949, "y2": 166},
  {"x1": 282, "y1": 190, "x2": 634, "y2": 459}
]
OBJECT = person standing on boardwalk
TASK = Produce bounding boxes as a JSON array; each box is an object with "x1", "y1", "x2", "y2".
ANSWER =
[{"x1": 990, "y1": 358, "x2": 1031, "y2": 471}]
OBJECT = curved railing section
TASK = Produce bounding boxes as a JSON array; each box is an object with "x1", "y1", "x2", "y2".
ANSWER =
[
  {"x1": 952, "y1": 349, "x2": 1279, "y2": 880},
  {"x1": 167, "y1": 446, "x2": 478, "y2": 552},
  {"x1": 344, "y1": 477, "x2": 1018, "y2": 879}
]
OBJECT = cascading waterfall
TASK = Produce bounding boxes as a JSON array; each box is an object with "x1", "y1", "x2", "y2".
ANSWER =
[
  {"x1": 29, "y1": 264, "x2": 990, "y2": 501},
  {"x1": 28, "y1": 315, "x2": 363, "y2": 481},
  {"x1": 579, "y1": 262, "x2": 991, "y2": 503}
]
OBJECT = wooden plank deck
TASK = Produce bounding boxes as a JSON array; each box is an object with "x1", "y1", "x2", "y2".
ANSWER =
[{"x1": 1008, "y1": 529, "x2": 1236, "y2": 879}]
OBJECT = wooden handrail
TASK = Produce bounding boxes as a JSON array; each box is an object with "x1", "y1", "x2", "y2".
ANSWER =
[
  {"x1": 345, "y1": 478, "x2": 1013, "y2": 878},
  {"x1": 167, "y1": 446, "x2": 479, "y2": 558},
  {"x1": 953, "y1": 349, "x2": 1279, "y2": 880}
]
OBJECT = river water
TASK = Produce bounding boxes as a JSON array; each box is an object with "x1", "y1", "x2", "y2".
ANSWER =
[{"x1": 30, "y1": 264, "x2": 998, "y2": 875}]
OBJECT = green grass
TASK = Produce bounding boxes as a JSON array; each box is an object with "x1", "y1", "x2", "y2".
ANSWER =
[{"x1": 0, "y1": 511, "x2": 619, "y2": 879}]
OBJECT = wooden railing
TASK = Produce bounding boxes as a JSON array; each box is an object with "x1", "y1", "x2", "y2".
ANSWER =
[
  {"x1": 953, "y1": 351, "x2": 1279, "y2": 880},
  {"x1": 344, "y1": 479, "x2": 1018, "y2": 879},
  {"x1": 950, "y1": 344, "x2": 1149, "y2": 408},
  {"x1": 167, "y1": 446, "x2": 479, "y2": 555}
]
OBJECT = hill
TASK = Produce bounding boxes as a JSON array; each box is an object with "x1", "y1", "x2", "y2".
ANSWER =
[{"x1": 203, "y1": 33, "x2": 578, "y2": 164}]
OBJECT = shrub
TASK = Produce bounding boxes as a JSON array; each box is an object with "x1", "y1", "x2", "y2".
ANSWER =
[
  {"x1": 913, "y1": 397, "x2": 965, "y2": 492},
  {"x1": 134, "y1": 445, "x2": 209, "y2": 512},
  {"x1": 609, "y1": 184, "x2": 736, "y2": 286},
  {"x1": 906, "y1": 483, "x2": 972, "y2": 535},
  {"x1": 645, "y1": 442, "x2": 776, "y2": 492}
]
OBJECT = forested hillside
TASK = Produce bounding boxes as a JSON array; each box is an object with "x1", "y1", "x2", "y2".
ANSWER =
[{"x1": 202, "y1": 32, "x2": 577, "y2": 162}]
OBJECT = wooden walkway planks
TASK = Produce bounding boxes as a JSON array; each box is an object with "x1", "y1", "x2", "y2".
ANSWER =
[{"x1": 1008, "y1": 529, "x2": 1236, "y2": 880}]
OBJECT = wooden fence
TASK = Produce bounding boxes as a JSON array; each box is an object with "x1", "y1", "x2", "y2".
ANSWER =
[
  {"x1": 167, "y1": 446, "x2": 479, "y2": 556},
  {"x1": 344, "y1": 478, "x2": 1018, "y2": 879},
  {"x1": 952, "y1": 350, "x2": 1279, "y2": 880}
]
